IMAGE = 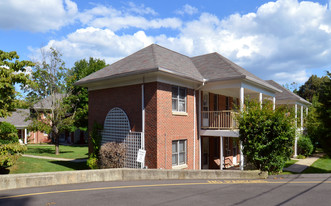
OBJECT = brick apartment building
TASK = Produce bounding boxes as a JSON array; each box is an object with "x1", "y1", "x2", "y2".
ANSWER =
[{"x1": 75, "y1": 44, "x2": 283, "y2": 170}]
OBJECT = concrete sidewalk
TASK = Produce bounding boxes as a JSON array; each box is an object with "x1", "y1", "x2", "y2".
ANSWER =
[
  {"x1": 22, "y1": 154, "x2": 87, "y2": 163},
  {"x1": 283, "y1": 157, "x2": 319, "y2": 173}
]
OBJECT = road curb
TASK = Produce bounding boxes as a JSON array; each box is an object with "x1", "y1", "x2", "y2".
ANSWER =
[{"x1": 0, "y1": 169, "x2": 267, "y2": 190}]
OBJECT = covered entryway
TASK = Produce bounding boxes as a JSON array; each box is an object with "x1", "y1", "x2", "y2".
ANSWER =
[
  {"x1": 101, "y1": 107, "x2": 143, "y2": 168},
  {"x1": 201, "y1": 136, "x2": 241, "y2": 170}
]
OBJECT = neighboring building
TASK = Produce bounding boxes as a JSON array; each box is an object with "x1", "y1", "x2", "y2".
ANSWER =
[
  {"x1": 0, "y1": 95, "x2": 86, "y2": 144},
  {"x1": 266, "y1": 80, "x2": 312, "y2": 157},
  {"x1": 75, "y1": 44, "x2": 282, "y2": 170},
  {"x1": 0, "y1": 109, "x2": 49, "y2": 144}
]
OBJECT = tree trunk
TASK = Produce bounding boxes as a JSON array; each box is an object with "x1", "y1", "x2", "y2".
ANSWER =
[{"x1": 55, "y1": 134, "x2": 60, "y2": 155}]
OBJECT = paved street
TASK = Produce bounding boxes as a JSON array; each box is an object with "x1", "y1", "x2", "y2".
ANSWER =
[{"x1": 1, "y1": 174, "x2": 330, "y2": 206}]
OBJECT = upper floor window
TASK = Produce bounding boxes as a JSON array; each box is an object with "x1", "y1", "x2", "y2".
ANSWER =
[{"x1": 172, "y1": 86, "x2": 186, "y2": 112}]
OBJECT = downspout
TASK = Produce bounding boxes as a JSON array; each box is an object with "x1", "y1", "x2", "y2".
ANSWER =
[
  {"x1": 141, "y1": 83, "x2": 145, "y2": 169},
  {"x1": 195, "y1": 82, "x2": 205, "y2": 170}
]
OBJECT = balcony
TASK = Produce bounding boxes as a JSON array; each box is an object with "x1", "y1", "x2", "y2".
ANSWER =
[{"x1": 201, "y1": 110, "x2": 238, "y2": 130}]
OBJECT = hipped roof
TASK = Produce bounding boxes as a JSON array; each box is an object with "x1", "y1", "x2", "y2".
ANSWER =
[{"x1": 75, "y1": 44, "x2": 278, "y2": 92}]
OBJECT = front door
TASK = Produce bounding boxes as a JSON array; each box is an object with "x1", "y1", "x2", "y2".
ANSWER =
[{"x1": 202, "y1": 137, "x2": 209, "y2": 169}]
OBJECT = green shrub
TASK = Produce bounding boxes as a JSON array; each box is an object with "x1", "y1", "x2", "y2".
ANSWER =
[
  {"x1": 298, "y1": 135, "x2": 314, "y2": 157},
  {"x1": 0, "y1": 143, "x2": 27, "y2": 172},
  {"x1": 297, "y1": 154, "x2": 306, "y2": 159},
  {"x1": 87, "y1": 122, "x2": 103, "y2": 169},
  {"x1": 237, "y1": 100, "x2": 295, "y2": 174},
  {"x1": 99, "y1": 142, "x2": 126, "y2": 169},
  {"x1": 87, "y1": 154, "x2": 98, "y2": 169},
  {"x1": 0, "y1": 122, "x2": 19, "y2": 144}
]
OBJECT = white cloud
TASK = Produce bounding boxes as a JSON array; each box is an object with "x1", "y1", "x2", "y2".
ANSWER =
[
  {"x1": 78, "y1": 4, "x2": 182, "y2": 31},
  {"x1": 27, "y1": 0, "x2": 331, "y2": 85},
  {"x1": 29, "y1": 27, "x2": 154, "y2": 66},
  {"x1": 125, "y1": 2, "x2": 157, "y2": 16},
  {"x1": 0, "y1": 0, "x2": 78, "y2": 32},
  {"x1": 175, "y1": 4, "x2": 198, "y2": 15}
]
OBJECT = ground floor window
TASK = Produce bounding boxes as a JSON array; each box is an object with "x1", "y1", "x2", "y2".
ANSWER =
[{"x1": 172, "y1": 140, "x2": 186, "y2": 166}]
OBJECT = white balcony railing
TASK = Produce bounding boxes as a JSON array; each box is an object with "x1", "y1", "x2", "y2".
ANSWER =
[{"x1": 201, "y1": 110, "x2": 238, "y2": 130}]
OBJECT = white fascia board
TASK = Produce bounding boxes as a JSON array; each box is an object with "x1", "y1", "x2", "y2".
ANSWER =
[
  {"x1": 201, "y1": 79, "x2": 242, "y2": 91},
  {"x1": 200, "y1": 129, "x2": 239, "y2": 137},
  {"x1": 275, "y1": 100, "x2": 310, "y2": 107},
  {"x1": 241, "y1": 81, "x2": 276, "y2": 97},
  {"x1": 87, "y1": 71, "x2": 201, "y2": 91}
]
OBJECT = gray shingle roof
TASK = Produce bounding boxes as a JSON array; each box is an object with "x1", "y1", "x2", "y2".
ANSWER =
[
  {"x1": 75, "y1": 44, "x2": 204, "y2": 85},
  {"x1": 33, "y1": 93, "x2": 64, "y2": 110},
  {"x1": 0, "y1": 109, "x2": 31, "y2": 127},
  {"x1": 191, "y1": 53, "x2": 278, "y2": 90},
  {"x1": 266, "y1": 80, "x2": 311, "y2": 105},
  {"x1": 75, "y1": 44, "x2": 280, "y2": 93}
]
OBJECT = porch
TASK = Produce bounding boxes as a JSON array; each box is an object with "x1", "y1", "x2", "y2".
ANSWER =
[{"x1": 201, "y1": 136, "x2": 241, "y2": 170}]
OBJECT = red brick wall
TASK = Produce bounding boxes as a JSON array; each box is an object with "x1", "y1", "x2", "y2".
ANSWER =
[
  {"x1": 155, "y1": 82, "x2": 198, "y2": 169},
  {"x1": 88, "y1": 84, "x2": 142, "y2": 154},
  {"x1": 88, "y1": 82, "x2": 199, "y2": 169}
]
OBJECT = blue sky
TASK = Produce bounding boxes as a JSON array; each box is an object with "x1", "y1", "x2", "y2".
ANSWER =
[{"x1": 1, "y1": 0, "x2": 330, "y2": 86}]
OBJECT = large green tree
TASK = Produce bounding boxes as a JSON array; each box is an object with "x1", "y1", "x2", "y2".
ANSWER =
[
  {"x1": 237, "y1": 100, "x2": 295, "y2": 173},
  {"x1": 317, "y1": 72, "x2": 331, "y2": 156},
  {"x1": 296, "y1": 75, "x2": 329, "y2": 102},
  {"x1": 65, "y1": 58, "x2": 106, "y2": 133},
  {"x1": 26, "y1": 48, "x2": 74, "y2": 155},
  {"x1": 0, "y1": 50, "x2": 34, "y2": 118}
]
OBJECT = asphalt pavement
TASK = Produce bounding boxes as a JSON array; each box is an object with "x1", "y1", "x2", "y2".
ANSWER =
[{"x1": 1, "y1": 174, "x2": 330, "y2": 206}]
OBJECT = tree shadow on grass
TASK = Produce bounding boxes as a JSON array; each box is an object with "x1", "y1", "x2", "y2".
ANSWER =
[
  {"x1": 50, "y1": 161, "x2": 89, "y2": 170},
  {"x1": 28, "y1": 148, "x2": 74, "y2": 154}
]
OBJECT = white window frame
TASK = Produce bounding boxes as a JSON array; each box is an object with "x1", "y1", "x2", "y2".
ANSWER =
[
  {"x1": 172, "y1": 86, "x2": 187, "y2": 113},
  {"x1": 172, "y1": 140, "x2": 187, "y2": 166}
]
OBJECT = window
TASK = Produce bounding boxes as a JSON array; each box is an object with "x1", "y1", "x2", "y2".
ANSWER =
[
  {"x1": 225, "y1": 97, "x2": 230, "y2": 110},
  {"x1": 172, "y1": 140, "x2": 187, "y2": 166},
  {"x1": 172, "y1": 86, "x2": 186, "y2": 112}
]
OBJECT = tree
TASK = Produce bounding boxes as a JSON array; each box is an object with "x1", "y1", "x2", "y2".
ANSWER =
[
  {"x1": 0, "y1": 50, "x2": 34, "y2": 118},
  {"x1": 237, "y1": 100, "x2": 295, "y2": 173},
  {"x1": 65, "y1": 58, "x2": 107, "y2": 132},
  {"x1": 317, "y1": 72, "x2": 331, "y2": 156},
  {"x1": 26, "y1": 48, "x2": 74, "y2": 155},
  {"x1": 296, "y1": 75, "x2": 329, "y2": 102},
  {"x1": 0, "y1": 122, "x2": 19, "y2": 144}
]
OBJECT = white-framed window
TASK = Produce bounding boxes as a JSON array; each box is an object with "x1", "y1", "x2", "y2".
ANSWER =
[
  {"x1": 172, "y1": 140, "x2": 187, "y2": 166},
  {"x1": 172, "y1": 86, "x2": 186, "y2": 112}
]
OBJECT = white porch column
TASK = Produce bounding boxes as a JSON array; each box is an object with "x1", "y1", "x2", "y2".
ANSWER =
[
  {"x1": 198, "y1": 90, "x2": 202, "y2": 170},
  {"x1": 24, "y1": 128, "x2": 28, "y2": 144},
  {"x1": 306, "y1": 107, "x2": 308, "y2": 117},
  {"x1": 294, "y1": 104, "x2": 298, "y2": 157},
  {"x1": 259, "y1": 93, "x2": 263, "y2": 109},
  {"x1": 220, "y1": 136, "x2": 223, "y2": 170},
  {"x1": 272, "y1": 96, "x2": 276, "y2": 111},
  {"x1": 301, "y1": 105, "x2": 303, "y2": 130},
  {"x1": 239, "y1": 86, "x2": 244, "y2": 170},
  {"x1": 240, "y1": 86, "x2": 244, "y2": 112}
]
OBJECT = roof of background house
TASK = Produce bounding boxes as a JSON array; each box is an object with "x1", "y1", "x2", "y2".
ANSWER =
[
  {"x1": 75, "y1": 44, "x2": 279, "y2": 92},
  {"x1": 266, "y1": 80, "x2": 311, "y2": 105},
  {"x1": 0, "y1": 109, "x2": 31, "y2": 128},
  {"x1": 75, "y1": 44, "x2": 204, "y2": 85},
  {"x1": 33, "y1": 93, "x2": 65, "y2": 110}
]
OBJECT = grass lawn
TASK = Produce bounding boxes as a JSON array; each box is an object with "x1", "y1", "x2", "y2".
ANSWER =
[
  {"x1": 9, "y1": 156, "x2": 89, "y2": 174},
  {"x1": 303, "y1": 155, "x2": 331, "y2": 173},
  {"x1": 25, "y1": 144, "x2": 88, "y2": 159}
]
